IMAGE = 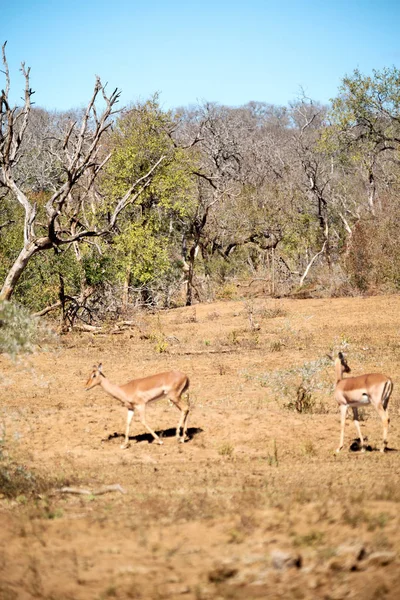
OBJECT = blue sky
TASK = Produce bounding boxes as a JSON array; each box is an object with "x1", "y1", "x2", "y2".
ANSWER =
[{"x1": 2, "y1": 0, "x2": 399, "y2": 112}]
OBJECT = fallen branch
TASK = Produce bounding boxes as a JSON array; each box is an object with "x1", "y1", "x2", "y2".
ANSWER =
[
  {"x1": 71, "y1": 321, "x2": 147, "y2": 335},
  {"x1": 236, "y1": 278, "x2": 270, "y2": 288},
  {"x1": 73, "y1": 323, "x2": 102, "y2": 332},
  {"x1": 54, "y1": 484, "x2": 127, "y2": 496},
  {"x1": 172, "y1": 348, "x2": 238, "y2": 355},
  {"x1": 33, "y1": 301, "x2": 62, "y2": 317}
]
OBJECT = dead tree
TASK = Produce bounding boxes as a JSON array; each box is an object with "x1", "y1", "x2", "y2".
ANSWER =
[{"x1": 0, "y1": 42, "x2": 164, "y2": 301}]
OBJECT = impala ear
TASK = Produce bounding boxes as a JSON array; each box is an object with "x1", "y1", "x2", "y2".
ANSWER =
[
  {"x1": 98, "y1": 363, "x2": 103, "y2": 372},
  {"x1": 339, "y1": 353, "x2": 351, "y2": 373}
]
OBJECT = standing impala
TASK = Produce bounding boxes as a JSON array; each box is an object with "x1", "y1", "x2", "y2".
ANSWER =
[
  {"x1": 334, "y1": 352, "x2": 392, "y2": 453},
  {"x1": 85, "y1": 364, "x2": 190, "y2": 449}
]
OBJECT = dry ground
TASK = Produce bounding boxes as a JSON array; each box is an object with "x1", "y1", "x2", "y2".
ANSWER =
[{"x1": 1, "y1": 295, "x2": 400, "y2": 599}]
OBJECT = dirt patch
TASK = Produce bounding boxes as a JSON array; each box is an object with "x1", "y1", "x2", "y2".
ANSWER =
[{"x1": 1, "y1": 295, "x2": 400, "y2": 599}]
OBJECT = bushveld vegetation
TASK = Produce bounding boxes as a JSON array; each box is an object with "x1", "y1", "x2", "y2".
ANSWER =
[
  {"x1": 1, "y1": 296, "x2": 400, "y2": 599},
  {"x1": 2, "y1": 42, "x2": 400, "y2": 600},
  {"x1": 1, "y1": 41, "x2": 400, "y2": 330}
]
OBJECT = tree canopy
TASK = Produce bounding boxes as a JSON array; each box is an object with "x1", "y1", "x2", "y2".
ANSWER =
[{"x1": 2, "y1": 45, "x2": 400, "y2": 325}]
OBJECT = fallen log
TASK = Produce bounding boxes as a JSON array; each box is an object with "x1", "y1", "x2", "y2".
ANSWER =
[{"x1": 54, "y1": 484, "x2": 127, "y2": 496}]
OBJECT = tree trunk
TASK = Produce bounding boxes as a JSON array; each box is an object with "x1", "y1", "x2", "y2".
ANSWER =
[
  {"x1": 0, "y1": 241, "x2": 44, "y2": 301},
  {"x1": 367, "y1": 168, "x2": 376, "y2": 215},
  {"x1": 122, "y1": 265, "x2": 131, "y2": 311},
  {"x1": 185, "y1": 264, "x2": 194, "y2": 306},
  {"x1": 185, "y1": 243, "x2": 199, "y2": 306}
]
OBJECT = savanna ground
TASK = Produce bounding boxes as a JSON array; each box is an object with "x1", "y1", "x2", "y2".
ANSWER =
[{"x1": 1, "y1": 294, "x2": 400, "y2": 600}]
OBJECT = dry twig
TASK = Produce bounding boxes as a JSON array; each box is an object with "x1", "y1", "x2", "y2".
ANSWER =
[{"x1": 54, "y1": 484, "x2": 127, "y2": 496}]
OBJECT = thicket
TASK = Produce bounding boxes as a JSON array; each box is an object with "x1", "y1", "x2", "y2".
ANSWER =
[{"x1": 1, "y1": 53, "x2": 400, "y2": 327}]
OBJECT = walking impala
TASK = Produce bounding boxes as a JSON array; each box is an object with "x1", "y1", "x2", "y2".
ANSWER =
[
  {"x1": 85, "y1": 364, "x2": 190, "y2": 449},
  {"x1": 334, "y1": 352, "x2": 393, "y2": 453}
]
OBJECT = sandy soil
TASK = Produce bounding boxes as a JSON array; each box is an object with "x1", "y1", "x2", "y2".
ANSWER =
[{"x1": 1, "y1": 295, "x2": 400, "y2": 599}]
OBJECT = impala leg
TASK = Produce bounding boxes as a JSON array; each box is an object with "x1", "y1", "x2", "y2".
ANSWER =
[
  {"x1": 182, "y1": 403, "x2": 190, "y2": 441},
  {"x1": 352, "y1": 408, "x2": 365, "y2": 452},
  {"x1": 121, "y1": 409, "x2": 134, "y2": 449},
  {"x1": 136, "y1": 404, "x2": 163, "y2": 445},
  {"x1": 375, "y1": 405, "x2": 389, "y2": 453},
  {"x1": 336, "y1": 404, "x2": 348, "y2": 453},
  {"x1": 182, "y1": 393, "x2": 191, "y2": 440},
  {"x1": 176, "y1": 409, "x2": 185, "y2": 441},
  {"x1": 177, "y1": 405, "x2": 190, "y2": 443},
  {"x1": 169, "y1": 393, "x2": 190, "y2": 442}
]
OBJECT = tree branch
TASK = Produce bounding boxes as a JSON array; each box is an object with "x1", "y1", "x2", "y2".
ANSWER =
[{"x1": 299, "y1": 240, "x2": 327, "y2": 287}]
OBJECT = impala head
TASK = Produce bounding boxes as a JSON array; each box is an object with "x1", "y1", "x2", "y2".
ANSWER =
[
  {"x1": 85, "y1": 363, "x2": 105, "y2": 391},
  {"x1": 337, "y1": 352, "x2": 351, "y2": 376}
]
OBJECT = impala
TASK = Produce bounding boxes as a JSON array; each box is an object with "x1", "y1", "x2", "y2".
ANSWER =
[
  {"x1": 334, "y1": 352, "x2": 393, "y2": 453},
  {"x1": 85, "y1": 364, "x2": 190, "y2": 449}
]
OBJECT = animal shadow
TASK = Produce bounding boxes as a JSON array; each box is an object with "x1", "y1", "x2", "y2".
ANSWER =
[
  {"x1": 104, "y1": 426, "x2": 203, "y2": 445},
  {"x1": 349, "y1": 438, "x2": 397, "y2": 453}
]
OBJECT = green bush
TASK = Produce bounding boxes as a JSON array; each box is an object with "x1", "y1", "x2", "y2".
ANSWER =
[{"x1": 0, "y1": 301, "x2": 44, "y2": 356}]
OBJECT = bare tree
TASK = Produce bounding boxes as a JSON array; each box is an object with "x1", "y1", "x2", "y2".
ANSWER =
[
  {"x1": 0, "y1": 43, "x2": 164, "y2": 301},
  {"x1": 176, "y1": 101, "x2": 294, "y2": 301}
]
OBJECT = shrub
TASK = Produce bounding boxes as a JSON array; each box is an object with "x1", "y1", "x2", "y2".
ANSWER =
[
  {"x1": 0, "y1": 301, "x2": 43, "y2": 356},
  {"x1": 256, "y1": 357, "x2": 332, "y2": 413}
]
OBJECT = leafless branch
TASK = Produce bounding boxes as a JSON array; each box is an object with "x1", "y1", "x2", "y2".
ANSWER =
[{"x1": 299, "y1": 240, "x2": 327, "y2": 287}]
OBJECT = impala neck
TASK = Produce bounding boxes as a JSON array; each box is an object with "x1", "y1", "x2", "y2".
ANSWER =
[
  {"x1": 335, "y1": 359, "x2": 343, "y2": 384},
  {"x1": 100, "y1": 376, "x2": 127, "y2": 403}
]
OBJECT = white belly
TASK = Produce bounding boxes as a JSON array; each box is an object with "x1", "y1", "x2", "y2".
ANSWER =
[{"x1": 349, "y1": 393, "x2": 370, "y2": 407}]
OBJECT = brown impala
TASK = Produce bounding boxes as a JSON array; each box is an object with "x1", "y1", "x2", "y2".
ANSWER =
[
  {"x1": 86, "y1": 364, "x2": 190, "y2": 449},
  {"x1": 334, "y1": 352, "x2": 392, "y2": 453}
]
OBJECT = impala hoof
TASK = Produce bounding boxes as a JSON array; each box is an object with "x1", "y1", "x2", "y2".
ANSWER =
[{"x1": 120, "y1": 443, "x2": 130, "y2": 450}]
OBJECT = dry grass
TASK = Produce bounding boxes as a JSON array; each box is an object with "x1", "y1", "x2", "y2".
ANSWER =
[{"x1": 0, "y1": 295, "x2": 400, "y2": 599}]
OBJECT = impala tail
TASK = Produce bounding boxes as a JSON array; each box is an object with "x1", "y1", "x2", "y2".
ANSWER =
[{"x1": 382, "y1": 379, "x2": 393, "y2": 411}]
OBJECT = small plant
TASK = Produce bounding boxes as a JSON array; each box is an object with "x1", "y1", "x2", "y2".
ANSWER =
[
  {"x1": 155, "y1": 338, "x2": 169, "y2": 353},
  {"x1": 302, "y1": 439, "x2": 317, "y2": 456},
  {"x1": 342, "y1": 507, "x2": 391, "y2": 531},
  {"x1": 102, "y1": 585, "x2": 118, "y2": 598},
  {"x1": 293, "y1": 530, "x2": 324, "y2": 547},
  {"x1": 227, "y1": 528, "x2": 245, "y2": 544},
  {"x1": 216, "y1": 362, "x2": 227, "y2": 375},
  {"x1": 216, "y1": 283, "x2": 238, "y2": 300},
  {"x1": 218, "y1": 443, "x2": 234, "y2": 457},
  {"x1": 367, "y1": 512, "x2": 390, "y2": 532},
  {"x1": 226, "y1": 329, "x2": 240, "y2": 346},
  {"x1": 149, "y1": 315, "x2": 170, "y2": 353},
  {"x1": 187, "y1": 308, "x2": 197, "y2": 323},
  {"x1": 148, "y1": 331, "x2": 169, "y2": 353},
  {"x1": 207, "y1": 311, "x2": 220, "y2": 321},
  {"x1": 342, "y1": 507, "x2": 368, "y2": 529},
  {"x1": 267, "y1": 440, "x2": 279, "y2": 466},
  {"x1": 286, "y1": 385, "x2": 316, "y2": 413},
  {"x1": 262, "y1": 306, "x2": 287, "y2": 319},
  {"x1": 41, "y1": 502, "x2": 64, "y2": 520},
  {"x1": 243, "y1": 300, "x2": 261, "y2": 331},
  {"x1": 248, "y1": 332, "x2": 260, "y2": 347},
  {"x1": 269, "y1": 340, "x2": 284, "y2": 352}
]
